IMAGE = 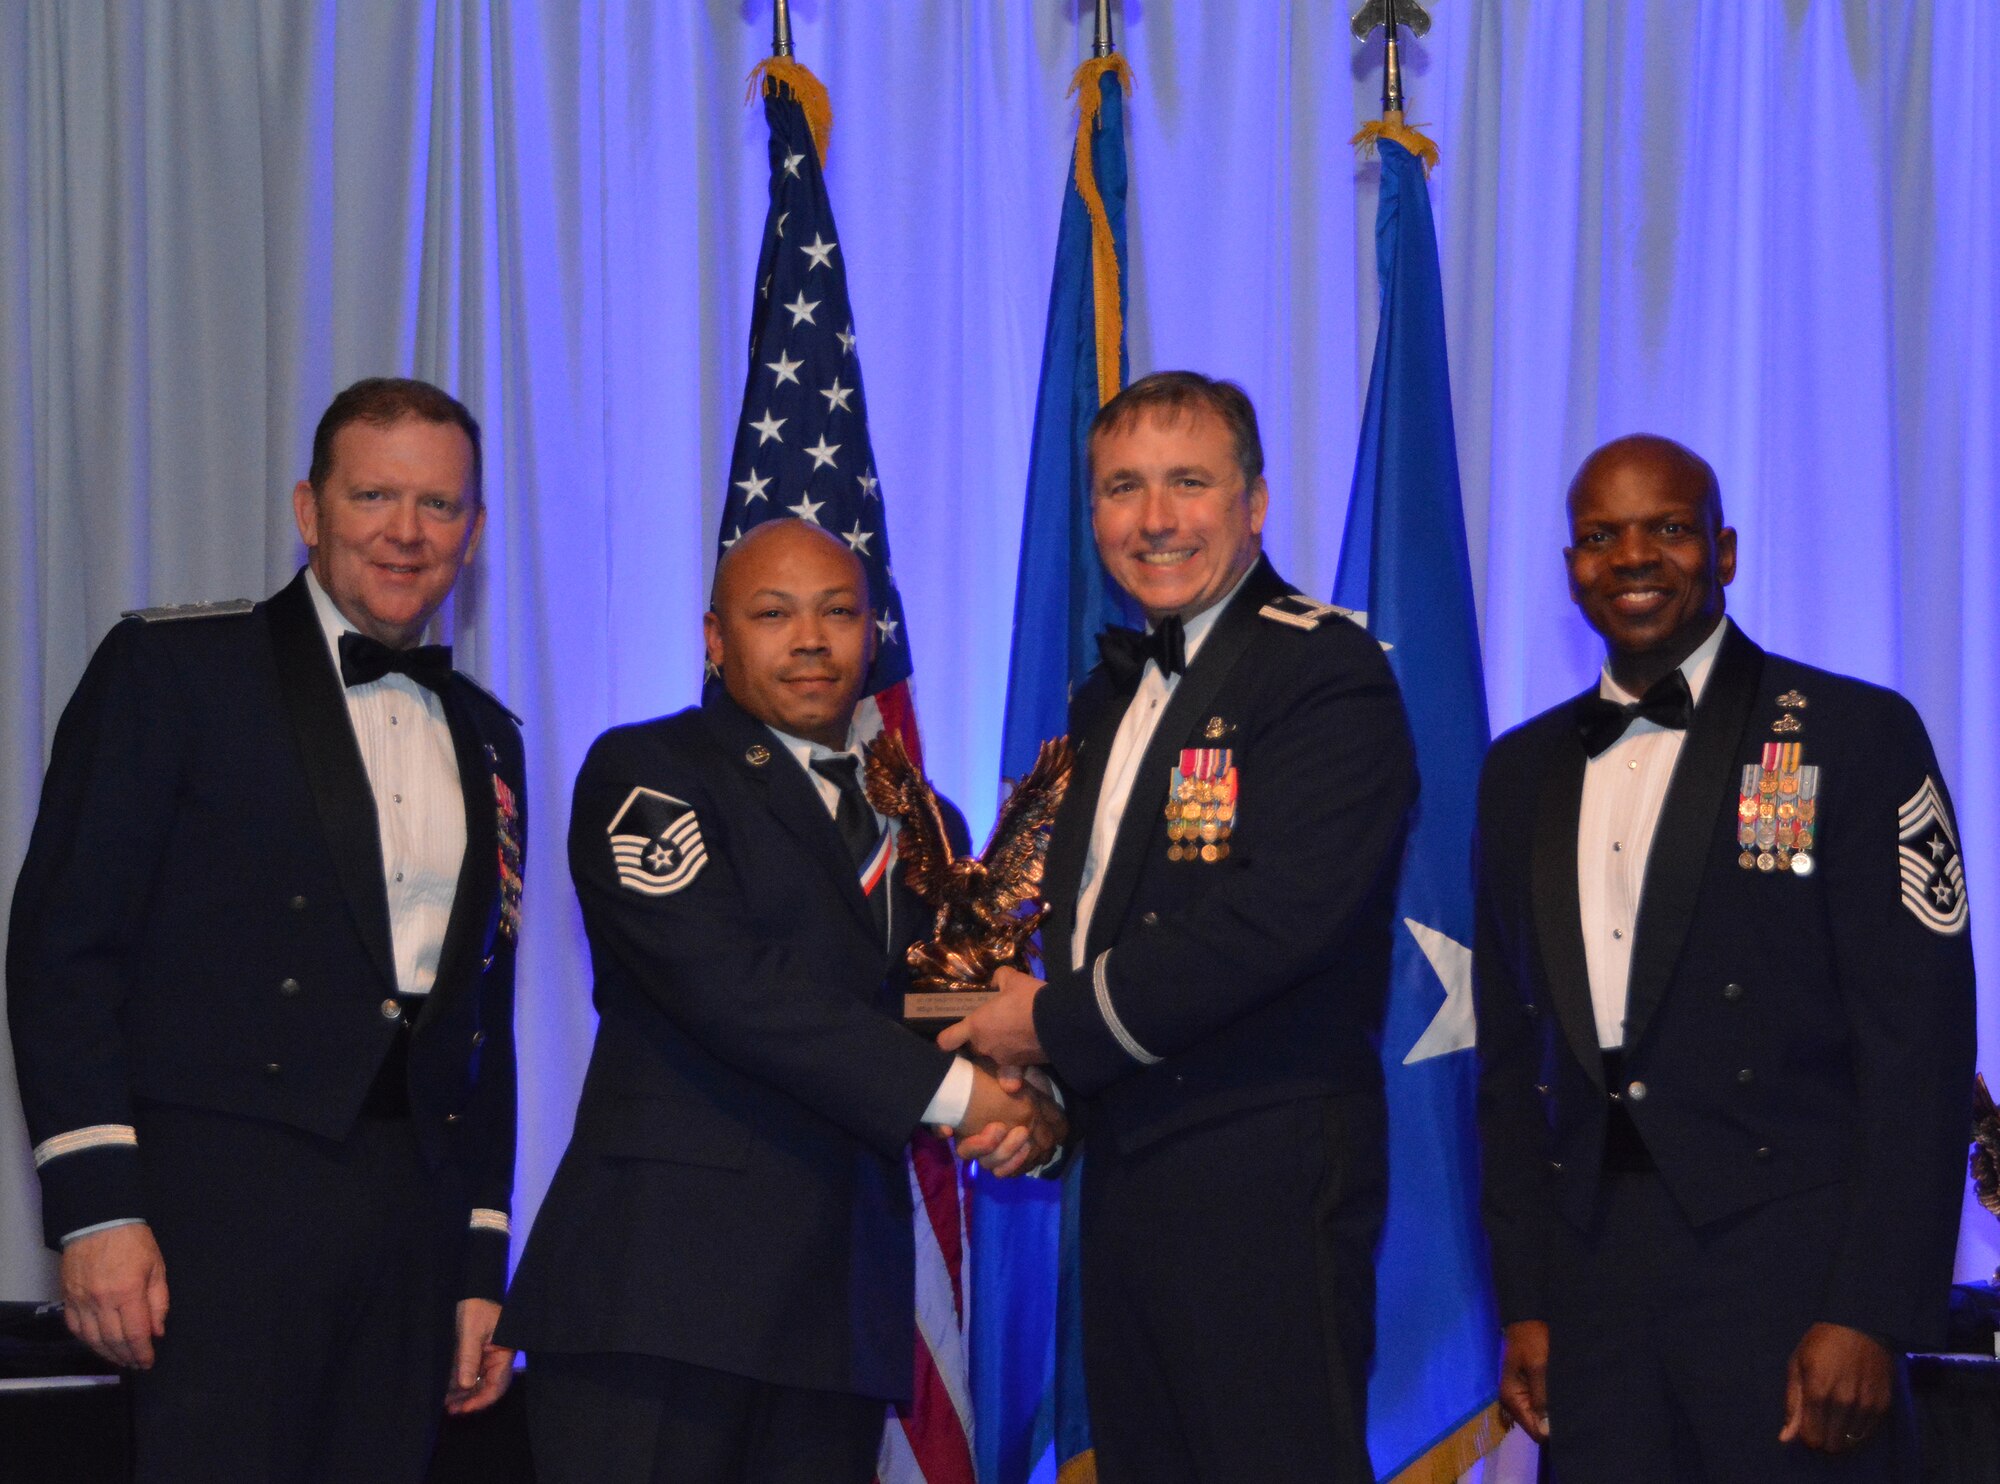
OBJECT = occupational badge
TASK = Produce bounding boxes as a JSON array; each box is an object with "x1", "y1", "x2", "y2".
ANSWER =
[
  {"x1": 607, "y1": 787, "x2": 708, "y2": 896},
  {"x1": 492, "y1": 762, "x2": 524, "y2": 941},
  {"x1": 1897, "y1": 775, "x2": 1968, "y2": 934},
  {"x1": 1165, "y1": 748, "x2": 1237, "y2": 863}
]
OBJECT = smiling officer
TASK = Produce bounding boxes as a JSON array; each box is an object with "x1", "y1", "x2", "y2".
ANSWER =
[
  {"x1": 1474, "y1": 434, "x2": 1977, "y2": 1481},
  {"x1": 8, "y1": 377, "x2": 525, "y2": 1481}
]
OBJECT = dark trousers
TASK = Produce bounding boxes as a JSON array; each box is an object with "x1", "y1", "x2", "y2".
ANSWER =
[
  {"x1": 1078, "y1": 1092, "x2": 1387, "y2": 1484},
  {"x1": 1545, "y1": 1171, "x2": 1917, "y2": 1483},
  {"x1": 525, "y1": 1351, "x2": 886, "y2": 1484},
  {"x1": 128, "y1": 1101, "x2": 466, "y2": 1484}
]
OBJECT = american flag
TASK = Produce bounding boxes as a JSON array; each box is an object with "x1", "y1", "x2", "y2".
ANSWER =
[{"x1": 721, "y1": 68, "x2": 973, "y2": 1484}]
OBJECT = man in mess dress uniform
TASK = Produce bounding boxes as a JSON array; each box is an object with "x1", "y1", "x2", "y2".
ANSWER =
[
  {"x1": 1474, "y1": 433, "x2": 1976, "y2": 1481},
  {"x1": 947, "y1": 372, "x2": 1418, "y2": 1483},
  {"x1": 8, "y1": 377, "x2": 524, "y2": 1482}
]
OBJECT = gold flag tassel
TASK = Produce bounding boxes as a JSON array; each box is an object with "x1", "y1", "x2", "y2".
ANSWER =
[
  {"x1": 745, "y1": 57, "x2": 833, "y2": 166},
  {"x1": 1067, "y1": 55, "x2": 1134, "y2": 408},
  {"x1": 1352, "y1": 109, "x2": 1441, "y2": 174}
]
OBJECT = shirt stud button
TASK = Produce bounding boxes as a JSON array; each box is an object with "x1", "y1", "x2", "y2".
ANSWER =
[
  {"x1": 395, "y1": 872, "x2": 405, "y2": 884},
  {"x1": 1737, "y1": 1068, "x2": 1754, "y2": 1086},
  {"x1": 279, "y1": 977, "x2": 301, "y2": 997},
  {"x1": 1612, "y1": 928, "x2": 1624, "y2": 940},
  {"x1": 1612, "y1": 841, "x2": 1623, "y2": 852},
  {"x1": 381, "y1": 999, "x2": 402, "y2": 1020},
  {"x1": 1724, "y1": 982, "x2": 1745, "y2": 1001},
  {"x1": 393, "y1": 793, "x2": 402, "y2": 804},
  {"x1": 264, "y1": 1062, "x2": 281, "y2": 1076},
  {"x1": 289, "y1": 894, "x2": 307, "y2": 911}
]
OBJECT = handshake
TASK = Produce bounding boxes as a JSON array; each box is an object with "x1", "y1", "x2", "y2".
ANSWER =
[{"x1": 935, "y1": 963, "x2": 1065, "y2": 1178}]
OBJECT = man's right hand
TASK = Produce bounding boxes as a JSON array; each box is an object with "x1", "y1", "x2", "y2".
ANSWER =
[
  {"x1": 1499, "y1": 1319, "x2": 1550, "y2": 1442},
  {"x1": 953, "y1": 1067, "x2": 1066, "y2": 1177},
  {"x1": 60, "y1": 1223, "x2": 169, "y2": 1370}
]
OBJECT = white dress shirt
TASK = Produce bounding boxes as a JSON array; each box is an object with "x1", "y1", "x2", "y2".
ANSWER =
[
  {"x1": 306, "y1": 570, "x2": 465, "y2": 997},
  {"x1": 767, "y1": 724, "x2": 974, "y2": 1129},
  {"x1": 1071, "y1": 567, "x2": 1255, "y2": 969},
  {"x1": 1577, "y1": 616, "x2": 1731, "y2": 1048}
]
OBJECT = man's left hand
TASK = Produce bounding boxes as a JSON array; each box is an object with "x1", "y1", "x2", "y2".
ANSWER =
[
  {"x1": 1779, "y1": 1322, "x2": 1893, "y2": 1453},
  {"x1": 937, "y1": 965, "x2": 1047, "y2": 1065},
  {"x1": 445, "y1": 1298, "x2": 513, "y2": 1416}
]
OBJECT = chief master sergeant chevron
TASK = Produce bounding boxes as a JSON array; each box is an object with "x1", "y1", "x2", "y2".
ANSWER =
[
  {"x1": 947, "y1": 371, "x2": 1418, "y2": 1483},
  {"x1": 7, "y1": 377, "x2": 525, "y2": 1483}
]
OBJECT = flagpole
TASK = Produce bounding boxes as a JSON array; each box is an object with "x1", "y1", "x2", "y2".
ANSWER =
[
  {"x1": 1349, "y1": 0, "x2": 1439, "y2": 171},
  {"x1": 772, "y1": 0, "x2": 792, "y2": 57},
  {"x1": 1093, "y1": 0, "x2": 1114, "y2": 57}
]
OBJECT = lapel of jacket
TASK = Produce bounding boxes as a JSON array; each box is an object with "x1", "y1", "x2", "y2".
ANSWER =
[
  {"x1": 700, "y1": 686, "x2": 879, "y2": 937},
  {"x1": 1528, "y1": 698, "x2": 1604, "y2": 1089},
  {"x1": 418, "y1": 685, "x2": 503, "y2": 1028},
  {"x1": 1080, "y1": 558, "x2": 1288, "y2": 969},
  {"x1": 265, "y1": 571, "x2": 398, "y2": 994},
  {"x1": 1620, "y1": 624, "x2": 1764, "y2": 1050},
  {"x1": 1040, "y1": 674, "x2": 1132, "y2": 979}
]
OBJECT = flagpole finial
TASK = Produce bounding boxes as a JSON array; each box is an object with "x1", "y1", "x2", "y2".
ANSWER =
[
  {"x1": 1093, "y1": 0, "x2": 1115, "y2": 58},
  {"x1": 1350, "y1": 0, "x2": 1432, "y2": 116},
  {"x1": 772, "y1": 0, "x2": 793, "y2": 58}
]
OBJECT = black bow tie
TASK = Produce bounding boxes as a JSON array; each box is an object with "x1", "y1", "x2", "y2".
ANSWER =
[
  {"x1": 338, "y1": 632, "x2": 453, "y2": 696},
  {"x1": 1098, "y1": 615, "x2": 1186, "y2": 687},
  {"x1": 1577, "y1": 669, "x2": 1694, "y2": 758}
]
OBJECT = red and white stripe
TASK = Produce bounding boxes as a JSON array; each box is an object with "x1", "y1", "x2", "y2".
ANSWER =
[{"x1": 866, "y1": 682, "x2": 976, "y2": 1484}]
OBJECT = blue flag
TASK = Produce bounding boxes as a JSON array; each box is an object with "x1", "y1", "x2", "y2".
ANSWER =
[
  {"x1": 1332, "y1": 135, "x2": 1504, "y2": 1482},
  {"x1": 979, "y1": 56, "x2": 1134, "y2": 1484}
]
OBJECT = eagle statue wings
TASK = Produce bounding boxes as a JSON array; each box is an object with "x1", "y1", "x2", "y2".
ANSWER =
[{"x1": 863, "y1": 732, "x2": 1074, "y2": 992}]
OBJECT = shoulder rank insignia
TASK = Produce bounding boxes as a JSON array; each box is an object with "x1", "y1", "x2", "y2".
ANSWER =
[
  {"x1": 122, "y1": 598, "x2": 255, "y2": 623},
  {"x1": 1165, "y1": 748, "x2": 1237, "y2": 863},
  {"x1": 456, "y1": 674, "x2": 523, "y2": 726},
  {"x1": 607, "y1": 787, "x2": 708, "y2": 896},
  {"x1": 1258, "y1": 594, "x2": 1344, "y2": 631},
  {"x1": 1898, "y1": 776, "x2": 1969, "y2": 934}
]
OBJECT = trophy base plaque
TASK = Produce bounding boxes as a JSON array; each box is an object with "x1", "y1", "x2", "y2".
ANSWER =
[{"x1": 903, "y1": 989, "x2": 997, "y2": 1039}]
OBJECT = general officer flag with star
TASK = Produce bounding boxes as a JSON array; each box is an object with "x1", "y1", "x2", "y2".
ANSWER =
[
  {"x1": 1332, "y1": 134, "x2": 1505, "y2": 1482},
  {"x1": 720, "y1": 72, "x2": 918, "y2": 751}
]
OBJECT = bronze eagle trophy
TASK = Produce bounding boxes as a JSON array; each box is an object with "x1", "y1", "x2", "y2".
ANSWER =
[
  {"x1": 863, "y1": 731, "x2": 1074, "y2": 1029},
  {"x1": 1971, "y1": 1075, "x2": 2000, "y2": 1280}
]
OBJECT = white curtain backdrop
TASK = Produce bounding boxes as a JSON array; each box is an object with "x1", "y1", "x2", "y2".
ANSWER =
[{"x1": 2, "y1": 15, "x2": 1994, "y2": 1471}]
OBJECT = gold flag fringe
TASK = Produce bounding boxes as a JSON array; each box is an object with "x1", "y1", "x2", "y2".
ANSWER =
[
  {"x1": 1387, "y1": 1401, "x2": 1510, "y2": 1484},
  {"x1": 1055, "y1": 1447, "x2": 1098, "y2": 1484},
  {"x1": 745, "y1": 58, "x2": 833, "y2": 166},
  {"x1": 1352, "y1": 109, "x2": 1441, "y2": 175},
  {"x1": 1067, "y1": 55, "x2": 1134, "y2": 408}
]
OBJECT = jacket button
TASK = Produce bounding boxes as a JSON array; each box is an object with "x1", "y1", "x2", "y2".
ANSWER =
[
  {"x1": 1549, "y1": 1160, "x2": 1565, "y2": 1175},
  {"x1": 1755, "y1": 1146, "x2": 1773, "y2": 1162},
  {"x1": 1626, "y1": 1080, "x2": 1648, "y2": 1102},
  {"x1": 1523, "y1": 1002, "x2": 1541, "y2": 1018},
  {"x1": 471, "y1": 1030, "x2": 487, "y2": 1048},
  {"x1": 278, "y1": 977, "x2": 301, "y2": 997},
  {"x1": 445, "y1": 1113, "x2": 462, "y2": 1125},
  {"x1": 381, "y1": 999, "x2": 402, "y2": 1020},
  {"x1": 288, "y1": 895, "x2": 307, "y2": 912},
  {"x1": 1535, "y1": 1084, "x2": 1551, "y2": 1097},
  {"x1": 482, "y1": 954, "x2": 496, "y2": 972},
  {"x1": 1141, "y1": 912, "x2": 1159, "y2": 927},
  {"x1": 1737, "y1": 1068, "x2": 1754, "y2": 1086},
  {"x1": 264, "y1": 1062, "x2": 281, "y2": 1076},
  {"x1": 1724, "y1": 982, "x2": 1745, "y2": 1001}
]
